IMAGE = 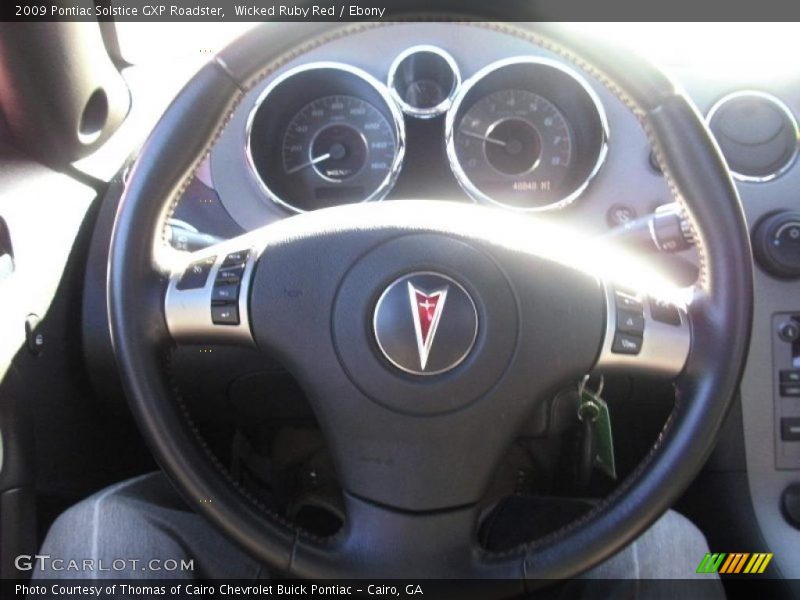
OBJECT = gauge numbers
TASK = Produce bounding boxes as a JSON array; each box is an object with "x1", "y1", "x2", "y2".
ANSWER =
[{"x1": 280, "y1": 95, "x2": 397, "y2": 210}]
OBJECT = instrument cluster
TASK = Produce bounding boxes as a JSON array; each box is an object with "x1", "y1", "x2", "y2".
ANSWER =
[{"x1": 244, "y1": 46, "x2": 609, "y2": 214}]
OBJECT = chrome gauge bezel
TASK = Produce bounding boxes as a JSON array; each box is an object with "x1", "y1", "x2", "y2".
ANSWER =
[
  {"x1": 705, "y1": 90, "x2": 800, "y2": 183},
  {"x1": 245, "y1": 62, "x2": 406, "y2": 214},
  {"x1": 445, "y1": 56, "x2": 609, "y2": 212},
  {"x1": 387, "y1": 45, "x2": 461, "y2": 119}
]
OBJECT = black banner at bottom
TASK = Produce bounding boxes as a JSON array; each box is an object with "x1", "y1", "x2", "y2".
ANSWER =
[{"x1": 3, "y1": 578, "x2": 792, "y2": 600}]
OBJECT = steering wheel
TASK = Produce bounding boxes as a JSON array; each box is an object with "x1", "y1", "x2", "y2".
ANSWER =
[{"x1": 108, "y1": 21, "x2": 753, "y2": 588}]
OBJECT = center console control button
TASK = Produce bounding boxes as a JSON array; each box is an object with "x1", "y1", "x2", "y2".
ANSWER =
[
  {"x1": 781, "y1": 418, "x2": 800, "y2": 441},
  {"x1": 781, "y1": 484, "x2": 800, "y2": 530},
  {"x1": 778, "y1": 321, "x2": 800, "y2": 343},
  {"x1": 781, "y1": 384, "x2": 800, "y2": 397},
  {"x1": 781, "y1": 370, "x2": 800, "y2": 383}
]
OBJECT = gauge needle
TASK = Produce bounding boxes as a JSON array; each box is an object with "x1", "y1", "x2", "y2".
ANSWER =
[
  {"x1": 286, "y1": 153, "x2": 331, "y2": 174},
  {"x1": 459, "y1": 129, "x2": 507, "y2": 147}
]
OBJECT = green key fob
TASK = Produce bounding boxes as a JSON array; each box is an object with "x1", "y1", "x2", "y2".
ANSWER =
[
  {"x1": 579, "y1": 382, "x2": 617, "y2": 481},
  {"x1": 589, "y1": 395, "x2": 617, "y2": 480}
]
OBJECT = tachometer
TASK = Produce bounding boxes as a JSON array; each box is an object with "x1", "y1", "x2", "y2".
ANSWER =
[
  {"x1": 454, "y1": 89, "x2": 573, "y2": 206},
  {"x1": 446, "y1": 57, "x2": 608, "y2": 211}
]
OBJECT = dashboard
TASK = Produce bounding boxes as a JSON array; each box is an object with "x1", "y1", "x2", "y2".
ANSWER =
[
  {"x1": 171, "y1": 24, "x2": 672, "y2": 242},
  {"x1": 242, "y1": 52, "x2": 607, "y2": 214},
  {"x1": 154, "y1": 22, "x2": 800, "y2": 579}
]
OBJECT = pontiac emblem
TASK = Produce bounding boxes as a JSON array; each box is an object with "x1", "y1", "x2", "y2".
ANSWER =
[
  {"x1": 373, "y1": 272, "x2": 478, "y2": 376},
  {"x1": 408, "y1": 283, "x2": 449, "y2": 371}
]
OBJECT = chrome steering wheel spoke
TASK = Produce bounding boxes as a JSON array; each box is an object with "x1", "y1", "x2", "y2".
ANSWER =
[
  {"x1": 594, "y1": 282, "x2": 691, "y2": 378},
  {"x1": 164, "y1": 241, "x2": 258, "y2": 346}
]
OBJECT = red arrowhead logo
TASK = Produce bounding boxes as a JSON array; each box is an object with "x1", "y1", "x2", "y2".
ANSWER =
[{"x1": 408, "y1": 282, "x2": 449, "y2": 371}]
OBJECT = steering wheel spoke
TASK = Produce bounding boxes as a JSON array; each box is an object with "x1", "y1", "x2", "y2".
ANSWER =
[
  {"x1": 594, "y1": 282, "x2": 691, "y2": 378},
  {"x1": 164, "y1": 242, "x2": 258, "y2": 346}
]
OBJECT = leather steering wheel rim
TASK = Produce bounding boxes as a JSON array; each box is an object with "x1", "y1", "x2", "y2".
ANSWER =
[{"x1": 108, "y1": 21, "x2": 753, "y2": 588}]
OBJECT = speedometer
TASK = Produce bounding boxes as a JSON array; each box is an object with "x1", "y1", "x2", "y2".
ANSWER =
[
  {"x1": 281, "y1": 95, "x2": 397, "y2": 206},
  {"x1": 453, "y1": 89, "x2": 573, "y2": 207},
  {"x1": 246, "y1": 63, "x2": 405, "y2": 213}
]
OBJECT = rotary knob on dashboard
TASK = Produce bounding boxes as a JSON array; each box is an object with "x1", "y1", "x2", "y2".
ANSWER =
[{"x1": 753, "y1": 211, "x2": 800, "y2": 279}]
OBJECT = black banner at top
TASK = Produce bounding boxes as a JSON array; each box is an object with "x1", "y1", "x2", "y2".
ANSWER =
[{"x1": 5, "y1": 0, "x2": 800, "y2": 22}]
